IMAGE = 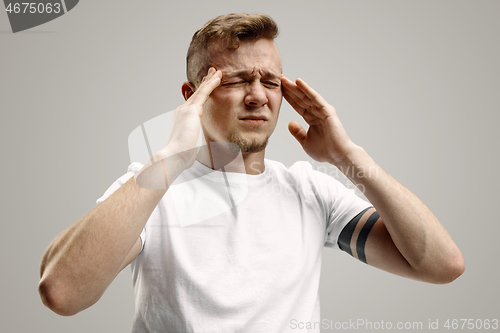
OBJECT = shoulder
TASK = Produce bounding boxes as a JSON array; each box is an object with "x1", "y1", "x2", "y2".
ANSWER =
[
  {"x1": 127, "y1": 162, "x2": 144, "y2": 174},
  {"x1": 264, "y1": 159, "x2": 368, "y2": 205},
  {"x1": 96, "y1": 162, "x2": 144, "y2": 205}
]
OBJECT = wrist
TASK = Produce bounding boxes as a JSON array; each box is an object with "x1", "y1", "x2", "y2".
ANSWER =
[
  {"x1": 330, "y1": 144, "x2": 365, "y2": 169},
  {"x1": 330, "y1": 145, "x2": 375, "y2": 180},
  {"x1": 155, "y1": 145, "x2": 193, "y2": 176},
  {"x1": 134, "y1": 146, "x2": 191, "y2": 190}
]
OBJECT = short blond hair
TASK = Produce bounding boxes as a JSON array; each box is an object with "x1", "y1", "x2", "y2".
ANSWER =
[{"x1": 186, "y1": 13, "x2": 279, "y2": 88}]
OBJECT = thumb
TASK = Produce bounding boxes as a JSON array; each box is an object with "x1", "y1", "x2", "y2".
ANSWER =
[{"x1": 288, "y1": 121, "x2": 307, "y2": 146}]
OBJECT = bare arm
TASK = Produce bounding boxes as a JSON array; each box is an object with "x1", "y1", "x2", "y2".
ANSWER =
[
  {"x1": 281, "y1": 75, "x2": 464, "y2": 284},
  {"x1": 336, "y1": 150, "x2": 464, "y2": 283},
  {"x1": 38, "y1": 175, "x2": 168, "y2": 316},
  {"x1": 38, "y1": 68, "x2": 222, "y2": 316}
]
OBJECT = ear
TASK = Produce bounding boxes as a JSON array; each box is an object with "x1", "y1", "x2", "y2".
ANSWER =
[{"x1": 181, "y1": 82, "x2": 196, "y2": 101}]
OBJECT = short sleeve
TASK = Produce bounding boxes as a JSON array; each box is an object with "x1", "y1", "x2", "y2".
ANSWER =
[
  {"x1": 96, "y1": 162, "x2": 146, "y2": 251},
  {"x1": 322, "y1": 176, "x2": 372, "y2": 249},
  {"x1": 287, "y1": 161, "x2": 372, "y2": 250}
]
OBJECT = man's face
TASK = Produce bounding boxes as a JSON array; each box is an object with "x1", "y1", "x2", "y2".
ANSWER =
[{"x1": 201, "y1": 38, "x2": 283, "y2": 154}]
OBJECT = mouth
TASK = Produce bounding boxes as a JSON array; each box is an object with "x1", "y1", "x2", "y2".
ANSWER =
[{"x1": 239, "y1": 117, "x2": 267, "y2": 126}]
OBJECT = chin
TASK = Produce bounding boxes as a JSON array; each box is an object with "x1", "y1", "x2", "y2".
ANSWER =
[{"x1": 229, "y1": 133, "x2": 269, "y2": 154}]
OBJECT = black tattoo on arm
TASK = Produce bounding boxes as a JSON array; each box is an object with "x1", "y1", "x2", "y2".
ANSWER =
[
  {"x1": 338, "y1": 208, "x2": 380, "y2": 264},
  {"x1": 337, "y1": 207, "x2": 371, "y2": 256},
  {"x1": 356, "y1": 211, "x2": 380, "y2": 263}
]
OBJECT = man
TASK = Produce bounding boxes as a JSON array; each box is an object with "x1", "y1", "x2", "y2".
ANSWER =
[{"x1": 38, "y1": 13, "x2": 464, "y2": 332}]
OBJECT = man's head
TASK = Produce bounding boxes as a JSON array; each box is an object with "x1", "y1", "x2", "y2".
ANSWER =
[
  {"x1": 186, "y1": 13, "x2": 279, "y2": 89},
  {"x1": 184, "y1": 13, "x2": 283, "y2": 154}
]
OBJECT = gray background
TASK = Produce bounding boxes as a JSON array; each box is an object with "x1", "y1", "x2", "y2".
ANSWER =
[{"x1": 1, "y1": 0, "x2": 498, "y2": 332}]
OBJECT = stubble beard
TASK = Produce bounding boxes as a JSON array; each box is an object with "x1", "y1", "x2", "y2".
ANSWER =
[{"x1": 229, "y1": 132, "x2": 269, "y2": 154}]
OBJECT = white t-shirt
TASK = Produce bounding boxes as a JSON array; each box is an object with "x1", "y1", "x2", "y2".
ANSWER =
[{"x1": 96, "y1": 159, "x2": 371, "y2": 333}]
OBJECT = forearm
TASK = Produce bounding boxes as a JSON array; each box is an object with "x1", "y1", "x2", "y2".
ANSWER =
[
  {"x1": 334, "y1": 145, "x2": 464, "y2": 281},
  {"x1": 39, "y1": 149, "x2": 185, "y2": 315},
  {"x1": 39, "y1": 67, "x2": 221, "y2": 315},
  {"x1": 281, "y1": 75, "x2": 463, "y2": 282}
]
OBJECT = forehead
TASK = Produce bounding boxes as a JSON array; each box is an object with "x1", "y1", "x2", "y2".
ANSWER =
[{"x1": 209, "y1": 39, "x2": 282, "y2": 77}]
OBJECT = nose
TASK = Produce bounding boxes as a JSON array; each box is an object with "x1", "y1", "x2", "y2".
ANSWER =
[{"x1": 244, "y1": 81, "x2": 268, "y2": 107}]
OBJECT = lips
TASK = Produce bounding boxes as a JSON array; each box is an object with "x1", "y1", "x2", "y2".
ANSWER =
[
  {"x1": 239, "y1": 116, "x2": 267, "y2": 127},
  {"x1": 239, "y1": 115, "x2": 268, "y2": 121}
]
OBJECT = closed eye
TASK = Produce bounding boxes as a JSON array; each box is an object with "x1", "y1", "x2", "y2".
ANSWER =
[
  {"x1": 222, "y1": 81, "x2": 245, "y2": 86},
  {"x1": 263, "y1": 82, "x2": 280, "y2": 88},
  {"x1": 222, "y1": 80, "x2": 280, "y2": 88}
]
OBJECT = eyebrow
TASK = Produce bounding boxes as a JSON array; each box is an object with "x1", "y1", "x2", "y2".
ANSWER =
[{"x1": 223, "y1": 69, "x2": 281, "y2": 80}]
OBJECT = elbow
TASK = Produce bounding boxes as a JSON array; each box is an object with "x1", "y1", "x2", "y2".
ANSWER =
[
  {"x1": 38, "y1": 277, "x2": 82, "y2": 316},
  {"x1": 412, "y1": 247, "x2": 465, "y2": 284},
  {"x1": 428, "y1": 250, "x2": 465, "y2": 284},
  {"x1": 441, "y1": 254, "x2": 465, "y2": 284}
]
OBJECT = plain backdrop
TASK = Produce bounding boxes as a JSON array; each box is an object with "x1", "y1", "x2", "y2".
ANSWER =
[{"x1": 1, "y1": 1, "x2": 499, "y2": 332}]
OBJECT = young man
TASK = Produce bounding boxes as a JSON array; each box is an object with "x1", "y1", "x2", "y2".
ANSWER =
[{"x1": 39, "y1": 13, "x2": 464, "y2": 332}]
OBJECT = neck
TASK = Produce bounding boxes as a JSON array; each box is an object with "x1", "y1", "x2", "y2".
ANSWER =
[{"x1": 196, "y1": 144, "x2": 266, "y2": 175}]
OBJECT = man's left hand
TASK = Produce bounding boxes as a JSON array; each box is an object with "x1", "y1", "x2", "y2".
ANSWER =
[{"x1": 281, "y1": 74, "x2": 358, "y2": 166}]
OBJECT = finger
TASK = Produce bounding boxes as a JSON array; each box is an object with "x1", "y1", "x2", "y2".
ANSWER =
[
  {"x1": 288, "y1": 121, "x2": 307, "y2": 146},
  {"x1": 281, "y1": 75, "x2": 314, "y2": 108},
  {"x1": 281, "y1": 75, "x2": 303, "y2": 98},
  {"x1": 295, "y1": 78, "x2": 328, "y2": 108},
  {"x1": 282, "y1": 76, "x2": 312, "y2": 109},
  {"x1": 200, "y1": 67, "x2": 213, "y2": 83},
  {"x1": 283, "y1": 90, "x2": 306, "y2": 116},
  {"x1": 189, "y1": 68, "x2": 222, "y2": 106},
  {"x1": 284, "y1": 89, "x2": 312, "y2": 110},
  {"x1": 200, "y1": 66, "x2": 218, "y2": 83},
  {"x1": 281, "y1": 74, "x2": 296, "y2": 88},
  {"x1": 193, "y1": 68, "x2": 221, "y2": 101}
]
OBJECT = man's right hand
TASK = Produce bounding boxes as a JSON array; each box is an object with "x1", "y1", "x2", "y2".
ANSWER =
[
  {"x1": 135, "y1": 67, "x2": 222, "y2": 189},
  {"x1": 39, "y1": 68, "x2": 222, "y2": 316},
  {"x1": 167, "y1": 67, "x2": 222, "y2": 167}
]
